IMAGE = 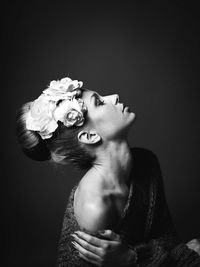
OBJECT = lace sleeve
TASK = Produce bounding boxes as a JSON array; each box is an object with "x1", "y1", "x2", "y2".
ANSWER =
[{"x1": 127, "y1": 152, "x2": 200, "y2": 267}]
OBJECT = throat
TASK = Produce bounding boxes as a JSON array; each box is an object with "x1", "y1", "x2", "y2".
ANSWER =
[{"x1": 93, "y1": 141, "x2": 133, "y2": 187}]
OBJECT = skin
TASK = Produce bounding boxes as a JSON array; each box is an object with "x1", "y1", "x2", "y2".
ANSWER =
[
  {"x1": 81, "y1": 90, "x2": 135, "y2": 142},
  {"x1": 71, "y1": 230, "x2": 135, "y2": 266},
  {"x1": 71, "y1": 90, "x2": 136, "y2": 265},
  {"x1": 71, "y1": 90, "x2": 200, "y2": 266},
  {"x1": 186, "y1": 239, "x2": 200, "y2": 255}
]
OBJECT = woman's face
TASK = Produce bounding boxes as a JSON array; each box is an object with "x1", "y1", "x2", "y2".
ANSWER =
[{"x1": 81, "y1": 90, "x2": 136, "y2": 141}]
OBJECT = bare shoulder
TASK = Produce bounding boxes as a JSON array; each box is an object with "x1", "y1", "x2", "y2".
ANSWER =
[{"x1": 74, "y1": 178, "x2": 117, "y2": 233}]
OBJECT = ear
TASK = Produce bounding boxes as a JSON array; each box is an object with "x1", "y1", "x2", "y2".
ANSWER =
[{"x1": 78, "y1": 130, "x2": 101, "y2": 145}]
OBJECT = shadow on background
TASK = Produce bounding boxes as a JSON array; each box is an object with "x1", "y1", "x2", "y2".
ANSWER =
[{"x1": 2, "y1": 1, "x2": 200, "y2": 266}]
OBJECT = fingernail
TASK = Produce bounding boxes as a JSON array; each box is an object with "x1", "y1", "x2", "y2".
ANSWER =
[
  {"x1": 74, "y1": 231, "x2": 80, "y2": 235},
  {"x1": 98, "y1": 230, "x2": 106, "y2": 234},
  {"x1": 71, "y1": 234, "x2": 77, "y2": 238}
]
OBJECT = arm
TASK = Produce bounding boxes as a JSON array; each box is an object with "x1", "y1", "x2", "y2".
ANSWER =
[
  {"x1": 57, "y1": 186, "x2": 118, "y2": 267},
  {"x1": 56, "y1": 187, "x2": 93, "y2": 267},
  {"x1": 74, "y1": 198, "x2": 117, "y2": 233},
  {"x1": 72, "y1": 152, "x2": 200, "y2": 266},
  {"x1": 72, "y1": 229, "x2": 136, "y2": 266}
]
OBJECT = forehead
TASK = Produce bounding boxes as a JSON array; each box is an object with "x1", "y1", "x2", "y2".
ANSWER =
[{"x1": 82, "y1": 89, "x2": 95, "y2": 96}]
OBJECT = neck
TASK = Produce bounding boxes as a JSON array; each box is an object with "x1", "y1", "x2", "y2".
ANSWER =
[{"x1": 91, "y1": 139, "x2": 133, "y2": 187}]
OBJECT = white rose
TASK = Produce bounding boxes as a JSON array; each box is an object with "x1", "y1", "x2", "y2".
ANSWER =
[
  {"x1": 42, "y1": 77, "x2": 83, "y2": 98},
  {"x1": 26, "y1": 94, "x2": 58, "y2": 139},
  {"x1": 25, "y1": 77, "x2": 86, "y2": 140},
  {"x1": 53, "y1": 98, "x2": 86, "y2": 127},
  {"x1": 64, "y1": 109, "x2": 84, "y2": 127}
]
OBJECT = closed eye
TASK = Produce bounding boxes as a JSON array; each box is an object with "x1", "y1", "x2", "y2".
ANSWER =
[
  {"x1": 96, "y1": 97, "x2": 105, "y2": 106},
  {"x1": 90, "y1": 92, "x2": 105, "y2": 106}
]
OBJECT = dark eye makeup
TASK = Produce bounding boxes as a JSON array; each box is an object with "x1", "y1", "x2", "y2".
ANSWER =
[
  {"x1": 96, "y1": 97, "x2": 104, "y2": 106},
  {"x1": 92, "y1": 93, "x2": 104, "y2": 106},
  {"x1": 90, "y1": 92, "x2": 105, "y2": 106}
]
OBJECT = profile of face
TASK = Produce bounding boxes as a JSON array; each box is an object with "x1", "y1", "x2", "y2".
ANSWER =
[{"x1": 78, "y1": 90, "x2": 136, "y2": 145}]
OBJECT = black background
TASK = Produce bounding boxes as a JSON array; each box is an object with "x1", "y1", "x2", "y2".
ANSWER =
[{"x1": 2, "y1": 1, "x2": 200, "y2": 266}]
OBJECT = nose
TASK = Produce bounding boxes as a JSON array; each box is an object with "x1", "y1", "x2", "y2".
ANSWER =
[
  {"x1": 114, "y1": 94, "x2": 120, "y2": 104},
  {"x1": 104, "y1": 94, "x2": 119, "y2": 105}
]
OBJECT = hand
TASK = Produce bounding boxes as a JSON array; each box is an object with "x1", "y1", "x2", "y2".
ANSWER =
[
  {"x1": 186, "y1": 239, "x2": 200, "y2": 255},
  {"x1": 71, "y1": 230, "x2": 135, "y2": 266}
]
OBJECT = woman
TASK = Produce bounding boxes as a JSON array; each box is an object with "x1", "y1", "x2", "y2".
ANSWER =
[{"x1": 16, "y1": 77, "x2": 200, "y2": 266}]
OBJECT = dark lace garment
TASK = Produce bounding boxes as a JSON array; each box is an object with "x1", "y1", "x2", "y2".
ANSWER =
[{"x1": 57, "y1": 147, "x2": 200, "y2": 266}]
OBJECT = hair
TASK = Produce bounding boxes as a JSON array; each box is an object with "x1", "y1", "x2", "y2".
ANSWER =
[{"x1": 15, "y1": 102, "x2": 95, "y2": 170}]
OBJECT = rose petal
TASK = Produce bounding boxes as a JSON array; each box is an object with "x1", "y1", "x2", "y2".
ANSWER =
[
  {"x1": 26, "y1": 77, "x2": 85, "y2": 140},
  {"x1": 40, "y1": 131, "x2": 53, "y2": 140},
  {"x1": 60, "y1": 77, "x2": 72, "y2": 84},
  {"x1": 53, "y1": 100, "x2": 72, "y2": 122},
  {"x1": 49, "y1": 80, "x2": 57, "y2": 87},
  {"x1": 46, "y1": 119, "x2": 58, "y2": 133}
]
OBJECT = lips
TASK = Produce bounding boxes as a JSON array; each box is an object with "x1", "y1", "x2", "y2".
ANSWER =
[
  {"x1": 120, "y1": 103, "x2": 125, "y2": 112},
  {"x1": 118, "y1": 103, "x2": 125, "y2": 112},
  {"x1": 119, "y1": 103, "x2": 130, "y2": 112},
  {"x1": 122, "y1": 104, "x2": 128, "y2": 112},
  {"x1": 124, "y1": 106, "x2": 130, "y2": 112}
]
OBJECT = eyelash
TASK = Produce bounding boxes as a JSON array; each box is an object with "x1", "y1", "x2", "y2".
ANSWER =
[{"x1": 96, "y1": 98, "x2": 105, "y2": 106}]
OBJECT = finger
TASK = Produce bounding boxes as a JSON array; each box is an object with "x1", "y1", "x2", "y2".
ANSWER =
[
  {"x1": 72, "y1": 241, "x2": 102, "y2": 262},
  {"x1": 71, "y1": 233, "x2": 102, "y2": 256},
  {"x1": 98, "y1": 230, "x2": 121, "y2": 241},
  {"x1": 74, "y1": 231, "x2": 105, "y2": 247},
  {"x1": 78, "y1": 252, "x2": 101, "y2": 266}
]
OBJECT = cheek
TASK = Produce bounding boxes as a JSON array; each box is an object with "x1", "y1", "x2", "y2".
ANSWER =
[
  {"x1": 99, "y1": 113, "x2": 125, "y2": 133},
  {"x1": 88, "y1": 107, "x2": 125, "y2": 133}
]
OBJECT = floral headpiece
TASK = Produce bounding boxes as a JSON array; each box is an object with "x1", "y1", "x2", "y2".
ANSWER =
[{"x1": 26, "y1": 77, "x2": 87, "y2": 140}]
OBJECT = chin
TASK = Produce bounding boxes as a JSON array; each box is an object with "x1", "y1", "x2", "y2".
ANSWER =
[
  {"x1": 127, "y1": 112, "x2": 136, "y2": 129},
  {"x1": 122, "y1": 113, "x2": 136, "y2": 135},
  {"x1": 129, "y1": 112, "x2": 136, "y2": 124}
]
